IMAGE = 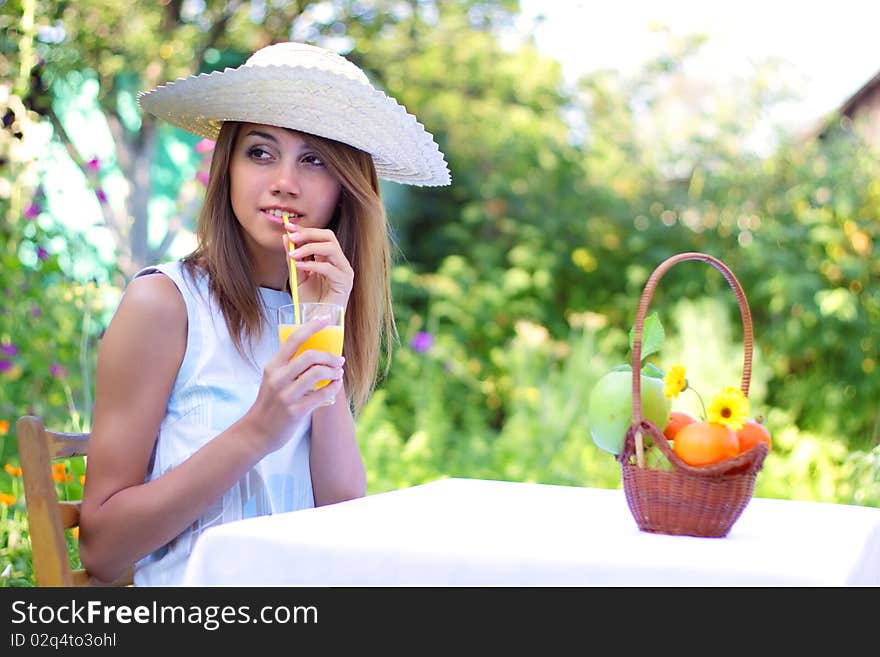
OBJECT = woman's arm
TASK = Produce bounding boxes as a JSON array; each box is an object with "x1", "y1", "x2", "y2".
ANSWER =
[
  {"x1": 309, "y1": 386, "x2": 366, "y2": 506},
  {"x1": 285, "y1": 225, "x2": 364, "y2": 504},
  {"x1": 79, "y1": 273, "x2": 344, "y2": 582}
]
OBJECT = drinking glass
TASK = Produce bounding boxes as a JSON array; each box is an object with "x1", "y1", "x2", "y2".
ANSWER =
[{"x1": 278, "y1": 302, "x2": 344, "y2": 389}]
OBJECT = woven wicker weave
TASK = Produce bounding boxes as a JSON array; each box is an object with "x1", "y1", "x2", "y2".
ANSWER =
[{"x1": 617, "y1": 252, "x2": 769, "y2": 538}]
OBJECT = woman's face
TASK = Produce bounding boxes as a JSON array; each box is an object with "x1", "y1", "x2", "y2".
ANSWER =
[{"x1": 229, "y1": 123, "x2": 342, "y2": 284}]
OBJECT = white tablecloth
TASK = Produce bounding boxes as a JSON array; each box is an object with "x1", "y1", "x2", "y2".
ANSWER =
[{"x1": 182, "y1": 477, "x2": 880, "y2": 586}]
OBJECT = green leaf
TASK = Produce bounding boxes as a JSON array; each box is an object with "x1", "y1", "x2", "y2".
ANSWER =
[
  {"x1": 608, "y1": 361, "x2": 664, "y2": 379},
  {"x1": 629, "y1": 312, "x2": 665, "y2": 363},
  {"x1": 640, "y1": 361, "x2": 665, "y2": 379}
]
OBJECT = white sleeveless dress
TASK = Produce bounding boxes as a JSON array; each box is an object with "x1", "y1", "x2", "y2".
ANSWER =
[{"x1": 132, "y1": 262, "x2": 314, "y2": 586}]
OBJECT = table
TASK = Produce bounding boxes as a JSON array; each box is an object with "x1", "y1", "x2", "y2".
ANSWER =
[{"x1": 182, "y1": 477, "x2": 880, "y2": 586}]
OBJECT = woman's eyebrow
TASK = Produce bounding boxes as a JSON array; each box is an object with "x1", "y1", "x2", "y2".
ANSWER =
[{"x1": 243, "y1": 129, "x2": 279, "y2": 142}]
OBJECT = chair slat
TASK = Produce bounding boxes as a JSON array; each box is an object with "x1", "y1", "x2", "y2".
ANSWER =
[
  {"x1": 46, "y1": 431, "x2": 90, "y2": 460},
  {"x1": 71, "y1": 569, "x2": 91, "y2": 587},
  {"x1": 15, "y1": 415, "x2": 133, "y2": 587},
  {"x1": 59, "y1": 501, "x2": 80, "y2": 529}
]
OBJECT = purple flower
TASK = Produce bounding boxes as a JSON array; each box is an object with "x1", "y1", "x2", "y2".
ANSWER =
[
  {"x1": 0, "y1": 360, "x2": 11, "y2": 372},
  {"x1": 410, "y1": 331, "x2": 434, "y2": 354},
  {"x1": 36, "y1": 246, "x2": 49, "y2": 261},
  {"x1": 195, "y1": 139, "x2": 215, "y2": 154},
  {"x1": 85, "y1": 156, "x2": 100, "y2": 173},
  {"x1": 1, "y1": 344, "x2": 17, "y2": 356},
  {"x1": 95, "y1": 188, "x2": 107, "y2": 204},
  {"x1": 50, "y1": 363, "x2": 68, "y2": 379},
  {"x1": 23, "y1": 202, "x2": 41, "y2": 219},
  {"x1": 196, "y1": 170, "x2": 210, "y2": 186},
  {"x1": 30, "y1": 305, "x2": 41, "y2": 317}
]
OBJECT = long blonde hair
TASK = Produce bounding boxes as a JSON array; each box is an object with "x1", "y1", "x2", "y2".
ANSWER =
[{"x1": 182, "y1": 121, "x2": 396, "y2": 415}]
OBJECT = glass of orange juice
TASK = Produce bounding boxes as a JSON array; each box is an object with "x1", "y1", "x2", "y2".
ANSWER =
[{"x1": 278, "y1": 302, "x2": 344, "y2": 389}]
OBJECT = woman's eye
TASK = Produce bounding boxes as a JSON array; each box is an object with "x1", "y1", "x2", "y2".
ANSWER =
[
  {"x1": 302, "y1": 154, "x2": 325, "y2": 167},
  {"x1": 247, "y1": 146, "x2": 272, "y2": 161}
]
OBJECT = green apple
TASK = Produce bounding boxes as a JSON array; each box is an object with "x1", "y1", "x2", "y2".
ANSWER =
[{"x1": 588, "y1": 368, "x2": 671, "y2": 455}]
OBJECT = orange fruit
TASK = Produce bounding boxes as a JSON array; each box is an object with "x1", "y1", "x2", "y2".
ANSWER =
[
  {"x1": 672, "y1": 421, "x2": 739, "y2": 466},
  {"x1": 663, "y1": 410, "x2": 697, "y2": 442},
  {"x1": 736, "y1": 419, "x2": 772, "y2": 453}
]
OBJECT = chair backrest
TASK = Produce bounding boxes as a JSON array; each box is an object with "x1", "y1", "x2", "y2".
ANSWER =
[{"x1": 15, "y1": 415, "x2": 133, "y2": 587}]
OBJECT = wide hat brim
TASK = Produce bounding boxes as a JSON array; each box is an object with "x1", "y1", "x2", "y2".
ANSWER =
[{"x1": 138, "y1": 63, "x2": 451, "y2": 187}]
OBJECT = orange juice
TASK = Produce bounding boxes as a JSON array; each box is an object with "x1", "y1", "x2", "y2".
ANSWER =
[{"x1": 278, "y1": 324, "x2": 344, "y2": 389}]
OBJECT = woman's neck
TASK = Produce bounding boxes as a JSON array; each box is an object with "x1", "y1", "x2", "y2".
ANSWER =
[{"x1": 250, "y1": 253, "x2": 290, "y2": 291}]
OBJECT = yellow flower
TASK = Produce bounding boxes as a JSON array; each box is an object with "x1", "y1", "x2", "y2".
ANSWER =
[
  {"x1": 71, "y1": 527, "x2": 80, "y2": 541},
  {"x1": 663, "y1": 364, "x2": 687, "y2": 399},
  {"x1": 4, "y1": 464, "x2": 22, "y2": 477},
  {"x1": 707, "y1": 386, "x2": 750, "y2": 431},
  {"x1": 0, "y1": 493, "x2": 16, "y2": 506}
]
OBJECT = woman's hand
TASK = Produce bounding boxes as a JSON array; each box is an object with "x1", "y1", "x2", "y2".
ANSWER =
[
  {"x1": 283, "y1": 227, "x2": 353, "y2": 308},
  {"x1": 242, "y1": 316, "x2": 345, "y2": 455}
]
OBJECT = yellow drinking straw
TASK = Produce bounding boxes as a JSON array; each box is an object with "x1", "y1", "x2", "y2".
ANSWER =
[{"x1": 283, "y1": 212, "x2": 301, "y2": 324}]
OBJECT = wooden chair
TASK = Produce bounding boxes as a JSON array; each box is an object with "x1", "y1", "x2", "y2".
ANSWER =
[{"x1": 15, "y1": 415, "x2": 133, "y2": 587}]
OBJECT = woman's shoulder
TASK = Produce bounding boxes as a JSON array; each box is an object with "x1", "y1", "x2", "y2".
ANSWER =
[
  {"x1": 99, "y1": 266, "x2": 188, "y2": 378},
  {"x1": 134, "y1": 260, "x2": 207, "y2": 289},
  {"x1": 119, "y1": 266, "x2": 187, "y2": 325}
]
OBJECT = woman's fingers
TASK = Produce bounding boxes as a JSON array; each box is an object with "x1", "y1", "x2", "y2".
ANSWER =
[
  {"x1": 283, "y1": 349, "x2": 345, "y2": 389},
  {"x1": 287, "y1": 229, "x2": 353, "y2": 277},
  {"x1": 288, "y1": 372, "x2": 343, "y2": 408},
  {"x1": 285, "y1": 228, "x2": 353, "y2": 307},
  {"x1": 273, "y1": 317, "x2": 329, "y2": 365},
  {"x1": 276, "y1": 357, "x2": 344, "y2": 418},
  {"x1": 249, "y1": 359, "x2": 342, "y2": 453},
  {"x1": 293, "y1": 258, "x2": 351, "y2": 290},
  {"x1": 290, "y1": 239, "x2": 347, "y2": 265},
  {"x1": 274, "y1": 322, "x2": 344, "y2": 394}
]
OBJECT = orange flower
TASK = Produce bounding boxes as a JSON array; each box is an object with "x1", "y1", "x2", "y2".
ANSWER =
[
  {"x1": 4, "y1": 464, "x2": 22, "y2": 477},
  {"x1": 0, "y1": 420, "x2": 8, "y2": 435},
  {"x1": 79, "y1": 475, "x2": 86, "y2": 486},
  {"x1": 71, "y1": 527, "x2": 80, "y2": 540},
  {"x1": 51, "y1": 463, "x2": 67, "y2": 483},
  {"x1": 0, "y1": 493, "x2": 16, "y2": 506}
]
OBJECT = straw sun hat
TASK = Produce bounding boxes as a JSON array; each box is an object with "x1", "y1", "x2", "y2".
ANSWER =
[{"x1": 138, "y1": 41, "x2": 451, "y2": 187}]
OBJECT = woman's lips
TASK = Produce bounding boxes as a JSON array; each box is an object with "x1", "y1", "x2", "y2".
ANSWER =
[
  {"x1": 262, "y1": 210, "x2": 301, "y2": 226},
  {"x1": 263, "y1": 210, "x2": 284, "y2": 225}
]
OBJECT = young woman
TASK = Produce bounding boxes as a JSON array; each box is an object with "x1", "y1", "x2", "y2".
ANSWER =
[{"x1": 78, "y1": 42, "x2": 450, "y2": 586}]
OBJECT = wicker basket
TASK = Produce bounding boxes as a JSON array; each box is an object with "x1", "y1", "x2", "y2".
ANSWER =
[{"x1": 617, "y1": 252, "x2": 769, "y2": 538}]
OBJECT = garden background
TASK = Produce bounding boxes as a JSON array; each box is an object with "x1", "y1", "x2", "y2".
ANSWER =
[{"x1": 1, "y1": 1, "x2": 878, "y2": 586}]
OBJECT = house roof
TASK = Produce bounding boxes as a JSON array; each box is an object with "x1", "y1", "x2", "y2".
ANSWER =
[
  {"x1": 811, "y1": 68, "x2": 880, "y2": 141},
  {"x1": 837, "y1": 69, "x2": 880, "y2": 118}
]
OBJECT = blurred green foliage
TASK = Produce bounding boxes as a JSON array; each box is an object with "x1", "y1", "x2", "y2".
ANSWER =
[{"x1": 2, "y1": 1, "x2": 879, "y2": 586}]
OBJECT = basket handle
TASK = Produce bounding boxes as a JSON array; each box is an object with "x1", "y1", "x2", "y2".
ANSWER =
[
  {"x1": 632, "y1": 251, "x2": 753, "y2": 417},
  {"x1": 623, "y1": 252, "x2": 762, "y2": 474}
]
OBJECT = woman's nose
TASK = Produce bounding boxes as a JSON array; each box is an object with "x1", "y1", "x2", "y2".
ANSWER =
[{"x1": 271, "y1": 164, "x2": 301, "y2": 196}]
